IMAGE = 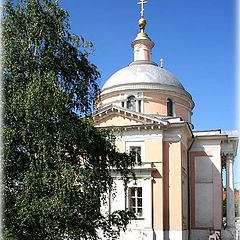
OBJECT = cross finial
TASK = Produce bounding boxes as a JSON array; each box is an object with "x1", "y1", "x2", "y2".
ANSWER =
[
  {"x1": 160, "y1": 58, "x2": 164, "y2": 68},
  {"x1": 138, "y1": 0, "x2": 147, "y2": 18}
]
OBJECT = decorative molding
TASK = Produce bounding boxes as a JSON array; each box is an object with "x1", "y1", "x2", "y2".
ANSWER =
[
  {"x1": 94, "y1": 104, "x2": 170, "y2": 128},
  {"x1": 101, "y1": 82, "x2": 194, "y2": 104}
]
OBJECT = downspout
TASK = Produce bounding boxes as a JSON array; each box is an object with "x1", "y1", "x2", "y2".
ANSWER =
[{"x1": 187, "y1": 133, "x2": 195, "y2": 240}]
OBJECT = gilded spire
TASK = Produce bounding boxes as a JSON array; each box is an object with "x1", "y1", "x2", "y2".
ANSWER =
[{"x1": 131, "y1": 0, "x2": 154, "y2": 62}]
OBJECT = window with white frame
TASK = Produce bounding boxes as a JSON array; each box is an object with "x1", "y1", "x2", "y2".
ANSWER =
[
  {"x1": 129, "y1": 187, "x2": 143, "y2": 217},
  {"x1": 127, "y1": 95, "x2": 136, "y2": 111},
  {"x1": 129, "y1": 146, "x2": 141, "y2": 165},
  {"x1": 120, "y1": 92, "x2": 143, "y2": 113},
  {"x1": 126, "y1": 141, "x2": 145, "y2": 163}
]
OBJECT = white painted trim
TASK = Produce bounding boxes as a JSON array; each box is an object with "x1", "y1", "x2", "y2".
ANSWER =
[
  {"x1": 154, "y1": 230, "x2": 188, "y2": 240},
  {"x1": 126, "y1": 178, "x2": 152, "y2": 227},
  {"x1": 173, "y1": 99, "x2": 176, "y2": 117},
  {"x1": 116, "y1": 129, "x2": 163, "y2": 140},
  {"x1": 221, "y1": 142, "x2": 235, "y2": 155},
  {"x1": 163, "y1": 133, "x2": 182, "y2": 142},
  {"x1": 191, "y1": 139, "x2": 222, "y2": 152},
  {"x1": 101, "y1": 82, "x2": 193, "y2": 101}
]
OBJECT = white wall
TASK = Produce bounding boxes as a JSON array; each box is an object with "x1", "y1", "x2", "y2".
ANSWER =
[{"x1": 191, "y1": 139, "x2": 222, "y2": 231}]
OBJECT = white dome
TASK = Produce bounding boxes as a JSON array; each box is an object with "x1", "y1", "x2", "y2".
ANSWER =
[{"x1": 102, "y1": 61, "x2": 185, "y2": 91}]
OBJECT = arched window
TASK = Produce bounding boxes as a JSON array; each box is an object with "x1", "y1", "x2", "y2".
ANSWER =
[
  {"x1": 167, "y1": 98, "x2": 174, "y2": 116},
  {"x1": 127, "y1": 95, "x2": 136, "y2": 111}
]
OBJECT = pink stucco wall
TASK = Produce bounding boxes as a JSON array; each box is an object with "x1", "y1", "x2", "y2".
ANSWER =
[{"x1": 144, "y1": 92, "x2": 191, "y2": 121}]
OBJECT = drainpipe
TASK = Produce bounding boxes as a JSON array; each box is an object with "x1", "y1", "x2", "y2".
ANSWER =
[{"x1": 187, "y1": 134, "x2": 195, "y2": 240}]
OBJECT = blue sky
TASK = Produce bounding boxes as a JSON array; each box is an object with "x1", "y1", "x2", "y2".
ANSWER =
[{"x1": 60, "y1": 1, "x2": 239, "y2": 184}]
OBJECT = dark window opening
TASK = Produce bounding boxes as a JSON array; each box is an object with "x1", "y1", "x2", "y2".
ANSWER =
[
  {"x1": 167, "y1": 98, "x2": 173, "y2": 116},
  {"x1": 130, "y1": 146, "x2": 141, "y2": 164},
  {"x1": 138, "y1": 100, "x2": 142, "y2": 113}
]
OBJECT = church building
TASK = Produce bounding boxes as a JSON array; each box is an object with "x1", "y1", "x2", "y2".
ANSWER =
[{"x1": 94, "y1": 2, "x2": 238, "y2": 239}]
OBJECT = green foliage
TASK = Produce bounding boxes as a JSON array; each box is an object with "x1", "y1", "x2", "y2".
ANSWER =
[
  {"x1": 3, "y1": 0, "x2": 135, "y2": 239},
  {"x1": 223, "y1": 189, "x2": 240, "y2": 218},
  {"x1": 235, "y1": 201, "x2": 239, "y2": 217}
]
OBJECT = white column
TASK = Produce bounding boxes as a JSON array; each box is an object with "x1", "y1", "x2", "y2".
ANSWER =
[{"x1": 226, "y1": 154, "x2": 235, "y2": 228}]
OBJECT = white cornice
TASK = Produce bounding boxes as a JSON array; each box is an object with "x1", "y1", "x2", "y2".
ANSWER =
[
  {"x1": 93, "y1": 104, "x2": 169, "y2": 126},
  {"x1": 94, "y1": 105, "x2": 195, "y2": 141},
  {"x1": 111, "y1": 162, "x2": 156, "y2": 178}
]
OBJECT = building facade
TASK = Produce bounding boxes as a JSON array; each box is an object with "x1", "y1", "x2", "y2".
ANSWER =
[{"x1": 94, "y1": 7, "x2": 238, "y2": 240}]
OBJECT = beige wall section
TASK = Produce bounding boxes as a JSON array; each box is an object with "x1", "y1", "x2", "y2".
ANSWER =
[
  {"x1": 181, "y1": 144, "x2": 188, "y2": 230},
  {"x1": 152, "y1": 162, "x2": 164, "y2": 231},
  {"x1": 143, "y1": 92, "x2": 166, "y2": 115},
  {"x1": 175, "y1": 105, "x2": 189, "y2": 122},
  {"x1": 95, "y1": 114, "x2": 143, "y2": 127},
  {"x1": 144, "y1": 100, "x2": 166, "y2": 115},
  {"x1": 144, "y1": 92, "x2": 189, "y2": 105},
  {"x1": 168, "y1": 141, "x2": 183, "y2": 231},
  {"x1": 96, "y1": 92, "x2": 121, "y2": 109},
  {"x1": 145, "y1": 137, "x2": 164, "y2": 231},
  {"x1": 97, "y1": 92, "x2": 119, "y2": 107},
  {"x1": 163, "y1": 141, "x2": 170, "y2": 231},
  {"x1": 163, "y1": 140, "x2": 183, "y2": 232},
  {"x1": 115, "y1": 138, "x2": 125, "y2": 153},
  {"x1": 145, "y1": 139, "x2": 162, "y2": 163},
  {"x1": 152, "y1": 157, "x2": 164, "y2": 231}
]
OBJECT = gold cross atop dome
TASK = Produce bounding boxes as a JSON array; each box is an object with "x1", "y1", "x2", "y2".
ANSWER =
[
  {"x1": 137, "y1": 0, "x2": 147, "y2": 33},
  {"x1": 138, "y1": 0, "x2": 147, "y2": 18}
]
